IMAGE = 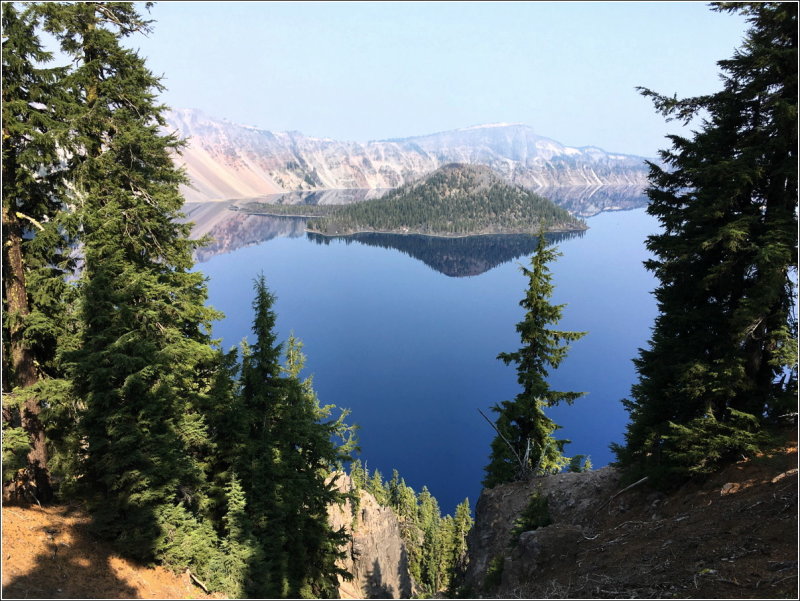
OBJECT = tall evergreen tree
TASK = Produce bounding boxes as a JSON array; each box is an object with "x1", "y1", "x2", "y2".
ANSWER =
[
  {"x1": 1, "y1": 1, "x2": 76, "y2": 502},
  {"x1": 447, "y1": 497, "x2": 474, "y2": 595},
  {"x1": 236, "y1": 275, "x2": 286, "y2": 595},
  {"x1": 37, "y1": 2, "x2": 222, "y2": 565},
  {"x1": 613, "y1": 2, "x2": 797, "y2": 485},
  {"x1": 349, "y1": 458, "x2": 367, "y2": 490},
  {"x1": 237, "y1": 278, "x2": 352, "y2": 598},
  {"x1": 484, "y1": 234, "x2": 586, "y2": 487},
  {"x1": 279, "y1": 335, "x2": 351, "y2": 598},
  {"x1": 450, "y1": 498, "x2": 473, "y2": 570}
]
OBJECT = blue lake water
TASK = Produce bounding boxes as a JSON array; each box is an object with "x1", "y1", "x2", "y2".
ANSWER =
[{"x1": 191, "y1": 200, "x2": 659, "y2": 514}]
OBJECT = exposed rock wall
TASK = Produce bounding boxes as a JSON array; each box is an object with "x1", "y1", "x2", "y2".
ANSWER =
[
  {"x1": 166, "y1": 109, "x2": 650, "y2": 202},
  {"x1": 328, "y1": 474, "x2": 414, "y2": 599},
  {"x1": 462, "y1": 466, "x2": 621, "y2": 595}
]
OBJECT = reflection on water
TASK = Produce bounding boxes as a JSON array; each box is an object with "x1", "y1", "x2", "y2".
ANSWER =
[
  {"x1": 308, "y1": 231, "x2": 585, "y2": 277},
  {"x1": 184, "y1": 185, "x2": 646, "y2": 267},
  {"x1": 538, "y1": 185, "x2": 648, "y2": 217},
  {"x1": 182, "y1": 200, "x2": 307, "y2": 263}
]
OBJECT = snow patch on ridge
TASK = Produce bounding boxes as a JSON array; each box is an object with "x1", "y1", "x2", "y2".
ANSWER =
[{"x1": 457, "y1": 122, "x2": 526, "y2": 131}]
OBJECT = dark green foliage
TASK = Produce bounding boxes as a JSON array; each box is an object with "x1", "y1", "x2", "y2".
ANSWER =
[
  {"x1": 33, "y1": 0, "x2": 222, "y2": 560},
  {"x1": 509, "y1": 492, "x2": 552, "y2": 544},
  {"x1": 568, "y1": 454, "x2": 592, "y2": 473},
  {"x1": 4, "y1": 4, "x2": 358, "y2": 597},
  {"x1": 417, "y1": 486, "x2": 443, "y2": 592},
  {"x1": 246, "y1": 163, "x2": 586, "y2": 237},
  {"x1": 484, "y1": 234, "x2": 587, "y2": 487},
  {"x1": 2, "y1": 426, "x2": 30, "y2": 483},
  {"x1": 2, "y1": 1, "x2": 78, "y2": 501},
  {"x1": 483, "y1": 555, "x2": 505, "y2": 591},
  {"x1": 663, "y1": 409, "x2": 776, "y2": 476},
  {"x1": 613, "y1": 3, "x2": 798, "y2": 487},
  {"x1": 232, "y1": 277, "x2": 353, "y2": 598},
  {"x1": 208, "y1": 474, "x2": 262, "y2": 598},
  {"x1": 446, "y1": 498, "x2": 475, "y2": 597}
]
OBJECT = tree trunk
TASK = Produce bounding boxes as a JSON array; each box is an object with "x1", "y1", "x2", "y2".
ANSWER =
[{"x1": 2, "y1": 202, "x2": 53, "y2": 502}]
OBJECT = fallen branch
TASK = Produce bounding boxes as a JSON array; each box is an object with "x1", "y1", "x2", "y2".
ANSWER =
[
  {"x1": 188, "y1": 571, "x2": 209, "y2": 594},
  {"x1": 594, "y1": 476, "x2": 648, "y2": 515}
]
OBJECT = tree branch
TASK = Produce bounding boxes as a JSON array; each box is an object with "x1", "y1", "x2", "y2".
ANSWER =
[{"x1": 478, "y1": 408, "x2": 528, "y2": 477}]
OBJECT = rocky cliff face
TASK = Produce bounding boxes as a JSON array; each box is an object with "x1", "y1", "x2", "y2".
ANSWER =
[
  {"x1": 165, "y1": 109, "x2": 650, "y2": 202},
  {"x1": 328, "y1": 474, "x2": 415, "y2": 599},
  {"x1": 462, "y1": 440, "x2": 798, "y2": 599},
  {"x1": 462, "y1": 466, "x2": 622, "y2": 596}
]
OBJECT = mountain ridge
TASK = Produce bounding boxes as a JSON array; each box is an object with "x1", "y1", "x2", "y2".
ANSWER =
[{"x1": 165, "y1": 109, "x2": 650, "y2": 202}]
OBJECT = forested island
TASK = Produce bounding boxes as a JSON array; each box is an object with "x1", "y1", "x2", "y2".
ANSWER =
[{"x1": 239, "y1": 163, "x2": 587, "y2": 237}]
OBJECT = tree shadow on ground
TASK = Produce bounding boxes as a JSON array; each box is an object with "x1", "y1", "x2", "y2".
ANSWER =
[{"x1": 2, "y1": 503, "x2": 141, "y2": 599}]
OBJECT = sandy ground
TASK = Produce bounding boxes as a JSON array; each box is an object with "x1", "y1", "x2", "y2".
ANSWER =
[{"x1": 2, "y1": 503, "x2": 221, "y2": 599}]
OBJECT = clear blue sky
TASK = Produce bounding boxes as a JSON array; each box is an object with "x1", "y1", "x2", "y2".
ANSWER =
[{"x1": 130, "y1": 1, "x2": 749, "y2": 157}]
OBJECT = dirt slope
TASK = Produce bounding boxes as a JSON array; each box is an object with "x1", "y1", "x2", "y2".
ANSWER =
[
  {"x1": 1, "y1": 504, "x2": 220, "y2": 599},
  {"x1": 463, "y1": 434, "x2": 798, "y2": 599}
]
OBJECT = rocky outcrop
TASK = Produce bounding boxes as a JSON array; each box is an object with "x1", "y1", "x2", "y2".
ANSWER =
[
  {"x1": 328, "y1": 474, "x2": 414, "y2": 599},
  {"x1": 462, "y1": 441, "x2": 798, "y2": 599},
  {"x1": 462, "y1": 466, "x2": 622, "y2": 596},
  {"x1": 165, "y1": 109, "x2": 650, "y2": 202}
]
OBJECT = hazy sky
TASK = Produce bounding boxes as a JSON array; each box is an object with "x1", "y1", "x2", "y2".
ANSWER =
[{"x1": 130, "y1": 1, "x2": 749, "y2": 156}]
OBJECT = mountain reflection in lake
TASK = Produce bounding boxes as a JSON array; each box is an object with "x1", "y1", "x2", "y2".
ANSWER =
[
  {"x1": 540, "y1": 185, "x2": 648, "y2": 218},
  {"x1": 185, "y1": 185, "x2": 643, "y2": 270},
  {"x1": 308, "y1": 231, "x2": 585, "y2": 277}
]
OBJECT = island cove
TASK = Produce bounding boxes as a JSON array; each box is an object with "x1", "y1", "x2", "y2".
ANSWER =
[{"x1": 234, "y1": 164, "x2": 588, "y2": 238}]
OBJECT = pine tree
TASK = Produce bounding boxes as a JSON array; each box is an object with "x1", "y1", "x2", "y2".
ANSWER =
[
  {"x1": 236, "y1": 275, "x2": 286, "y2": 595},
  {"x1": 484, "y1": 234, "x2": 587, "y2": 487},
  {"x1": 198, "y1": 345, "x2": 244, "y2": 523},
  {"x1": 36, "y1": 2, "x2": 222, "y2": 565},
  {"x1": 238, "y1": 279, "x2": 352, "y2": 598},
  {"x1": 212, "y1": 474, "x2": 261, "y2": 598},
  {"x1": 447, "y1": 498, "x2": 474, "y2": 595},
  {"x1": 613, "y1": 2, "x2": 797, "y2": 486},
  {"x1": 451, "y1": 498, "x2": 473, "y2": 568},
  {"x1": 417, "y1": 485, "x2": 443, "y2": 593},
  {"x1": 278, "y1": 334, "x2": 350, "y2": 598},
  {"x1": 367, "y1": 468, "x2": 389, "y2": 505},
  {"x1": 1, "y1": 1, "x2": 76, "y2": 503}
]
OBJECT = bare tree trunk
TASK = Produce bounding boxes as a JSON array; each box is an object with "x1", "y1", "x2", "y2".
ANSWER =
[{"x1": 2, "y1": 201, "x2": 53, "y2": 502}]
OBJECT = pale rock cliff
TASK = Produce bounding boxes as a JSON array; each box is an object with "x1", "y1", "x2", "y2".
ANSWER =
[
  {"x1": 165, "y1": 109, "x2": 650, "y2": 202},
  {"x1": 328, "y1": 474, "x2": 415, "y2": 599}
]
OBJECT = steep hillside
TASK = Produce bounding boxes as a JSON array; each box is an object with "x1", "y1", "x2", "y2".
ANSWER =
[
  {"x1": 461, "y1": 435, "x2": 798, "y2": 599},
  {"x1": 165, "y1": 109, "x2": 649, "y2": 202},
  {"x1": 2, "y1": 477, "x2": 414, "y2": 600}
]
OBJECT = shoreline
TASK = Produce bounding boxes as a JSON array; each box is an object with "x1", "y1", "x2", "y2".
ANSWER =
[
  {"x1": 304, "y1": 224, "x2": 588, "y2": 240},
  {"x1": 234, "y1": 207, "x2": 588, "y2": 238}
]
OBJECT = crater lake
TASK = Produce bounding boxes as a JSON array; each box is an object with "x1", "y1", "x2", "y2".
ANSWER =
[{"x1": 186, "y1": 188, "x2": 659, "y2": 513}]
